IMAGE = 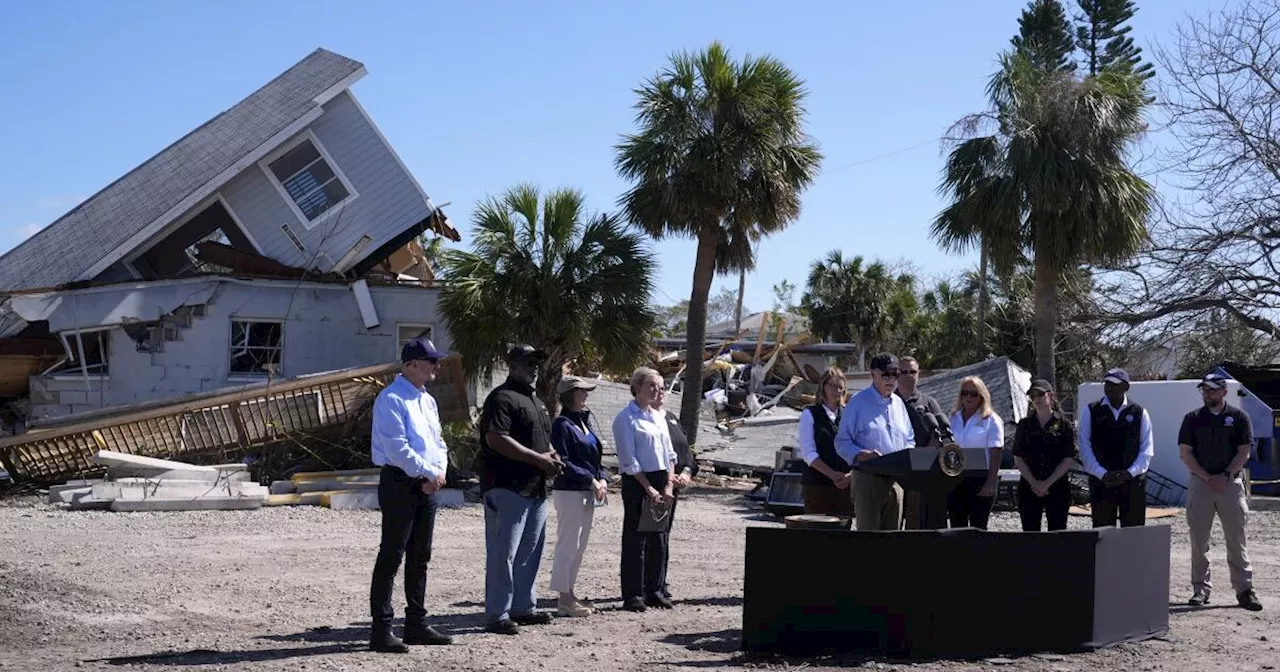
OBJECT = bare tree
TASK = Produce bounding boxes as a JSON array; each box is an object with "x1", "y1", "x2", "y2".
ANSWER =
[{"x1": 1092, "y1": 0, "x2": 1280, "y2": 341}]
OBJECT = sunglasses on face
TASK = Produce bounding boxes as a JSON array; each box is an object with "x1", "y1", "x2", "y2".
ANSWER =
[
  {"x1": 960, "y1": 390, "x2": 980, "y2": 398},
  {"x1": 1029, "y1": 391, "x2": 1046, "y2": 399},
  {"x1": 877, "y1": 370, "x2": 900, "y2": 379},
  {"x1": 902, "y1": 369, "x2": 920, "y2": 376}
]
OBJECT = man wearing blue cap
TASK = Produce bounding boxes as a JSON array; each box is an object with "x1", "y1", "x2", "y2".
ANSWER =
[
  {"x1": 1078, "y1": 368, "x2": 1154, "y2": 528},
  {"x1": 1178, "y1": 373, "x2": 1262, "y2": 611},
  {"x1": 367, "y1": 336, "x2": 454, "y2": 653}
]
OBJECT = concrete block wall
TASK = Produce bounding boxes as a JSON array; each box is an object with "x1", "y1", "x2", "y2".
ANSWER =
[{"x1": 28, "y1": 279, "x2": 448, "y2": 421}]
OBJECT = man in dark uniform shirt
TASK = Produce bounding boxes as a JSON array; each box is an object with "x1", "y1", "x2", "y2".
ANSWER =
[
  {"x1": 896, "y1": 356, "x2": 945, "y2": 529},
  {"x1": 896, "y1": 356, "x2": 944, "y2": 447},
  {"x1": 1179, "y1": 372, "x2": 1262, "y2": 611},
  {"x1": 476, "y1": 345, "x2": 565, "y2": 634}
]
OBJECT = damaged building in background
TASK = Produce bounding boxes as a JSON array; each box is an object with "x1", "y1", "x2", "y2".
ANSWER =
[{"x1": 0, "y1": 48, "x2": 463, "y2": 476}]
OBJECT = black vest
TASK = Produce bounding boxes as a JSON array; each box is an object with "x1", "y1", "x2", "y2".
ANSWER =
[
  {"x1": 1089, "y1": 399, "x2": 1144, "y2": 471},
  {"x1": 802, "y1": 403, "x2": 848, "y2": 486}
]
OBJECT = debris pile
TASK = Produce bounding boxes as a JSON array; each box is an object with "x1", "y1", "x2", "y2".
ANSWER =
[
  {"x1": 51, "y1": 450, "x2": 267, "y2": 512},
  {"x1": 47, "y1": 451, "x2": 468, "y2": 512}
]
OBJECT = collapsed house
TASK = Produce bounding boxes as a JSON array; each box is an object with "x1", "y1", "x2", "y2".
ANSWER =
[{"x1": 0, "y1": 48, "x2": 465, "y2": 482}]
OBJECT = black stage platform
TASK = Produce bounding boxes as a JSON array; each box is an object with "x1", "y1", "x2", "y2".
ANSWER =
[{"x1": 742, "y1": 525, "x2": 1170, "y2": 658}]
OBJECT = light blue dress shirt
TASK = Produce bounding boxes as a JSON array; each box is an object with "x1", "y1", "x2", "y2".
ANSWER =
[
  {"x1": 611, "y1": 401, "x2": 678, "y2": 475},
  {"x1": 370, "y1": 374, "x2": 449, "y2": 480},
  {"x1": 834, "y1": 385, "x2": 915, "y2": 465}
]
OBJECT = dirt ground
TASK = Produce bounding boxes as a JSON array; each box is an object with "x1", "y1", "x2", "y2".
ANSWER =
[{"x1": 0, "y1": 486, "x2": 1276, "y2": 672}]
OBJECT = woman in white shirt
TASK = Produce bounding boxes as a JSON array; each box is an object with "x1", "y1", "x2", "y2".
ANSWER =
[
  {"x1": 611, "y1": 367, "x2": 678, "y2": 613},
  {"x1": 946, "y1": 375, "x2": 1004, "y2": 530}
]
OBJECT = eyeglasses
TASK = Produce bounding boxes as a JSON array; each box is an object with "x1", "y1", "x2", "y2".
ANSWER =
[
  {"x1": 960, "y1": 390, "x2": 980, "y2": 398},
  {"x1": 876, "y1": 370, "x2": 900, "y2": 379},
  {"x1": 1029, "y1": 391, "x2": 1046, "y2": 399},
  {"x1": 902, "y1": 370, "x2": 920, "y2": 376}
]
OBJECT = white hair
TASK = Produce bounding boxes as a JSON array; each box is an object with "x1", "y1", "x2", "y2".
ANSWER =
[{"x1": 629, "y1": 366, "x2": 662, "y2": 395}]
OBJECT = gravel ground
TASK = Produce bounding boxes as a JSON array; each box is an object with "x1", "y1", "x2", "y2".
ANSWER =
[{"x1": 0, "y1": 487, "x2": 1276, "y2": 672}]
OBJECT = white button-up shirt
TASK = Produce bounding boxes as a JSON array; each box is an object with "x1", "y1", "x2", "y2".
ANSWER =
[
  {"x1": 1077, "y1": 396, "x2": 1154, "y2": 479},
  {"x1": 949, "y1": 410, "x2": 1005, "y2": 468},
  {"x1": 798, "y1": 403, "x2": 839, "y2": 466},
  {"x1": 611, "y1": 401, "x2": 678, "y2": 475}
]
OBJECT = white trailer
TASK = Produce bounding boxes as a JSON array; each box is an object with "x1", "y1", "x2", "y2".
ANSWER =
[{"x1": 1077, "y1": 378, "x2": 1248, "y2": 505}]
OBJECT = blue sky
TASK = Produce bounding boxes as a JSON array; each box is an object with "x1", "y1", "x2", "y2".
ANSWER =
[{"x1": 0, "y1": 0, "x2": 1211, "y2": 312}]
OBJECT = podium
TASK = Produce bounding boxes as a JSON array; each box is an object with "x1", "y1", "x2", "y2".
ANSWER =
[
  {"x1": 742, "y1": 525, "x2": 1171, "y2": 657},
  {"x1": 853, "y1": 444, "x2": 990, "y2": 529}
]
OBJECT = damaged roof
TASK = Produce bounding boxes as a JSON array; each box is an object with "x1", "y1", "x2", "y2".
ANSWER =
[{"x1": 0, "y1": 48, "x2": 364, "y2": 294}]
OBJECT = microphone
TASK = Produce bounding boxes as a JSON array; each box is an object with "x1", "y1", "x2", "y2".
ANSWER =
[
  {"x1": 921, "y1": 412, "x2": 940, "y2": 435},
  {"x1": 931, "y1": 413, "x2": 955, "y2": 443}
]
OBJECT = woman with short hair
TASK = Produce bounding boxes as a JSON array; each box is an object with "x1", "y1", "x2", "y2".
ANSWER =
[
  {"x1": 611, "y1": 367, "x2": 678, "y2": 612},
  {"x1": 548, "y1": 375, "x2": 609, "y2": 617},
  {"x1": 946, "y1": 376, "x2": 1004, "y2": 530}
]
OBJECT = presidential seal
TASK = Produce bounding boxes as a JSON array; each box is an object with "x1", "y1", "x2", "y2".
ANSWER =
[{"x1": 939, "y1": 442, "x2": 965, "y2": 477}]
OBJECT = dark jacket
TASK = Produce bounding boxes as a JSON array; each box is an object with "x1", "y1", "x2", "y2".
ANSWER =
[
  {"x1": 476, "y1": 378, "x2": 553, "y2": 497},
  {"x1": 663, "y1": 410, "x2": 699, "y2": 478},
  {"x1": 550, "y1": 409, "x2": 608, "y2": 491}
]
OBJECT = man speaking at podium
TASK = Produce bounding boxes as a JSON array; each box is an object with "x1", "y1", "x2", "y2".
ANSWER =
[{"x1": 835, "y1": 353, "x2": 915, "y2": 531}]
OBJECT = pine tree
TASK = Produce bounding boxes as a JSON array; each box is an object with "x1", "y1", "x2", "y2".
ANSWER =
[
  {"x1": 1010, "y1": 0, "x2": 1077, "y2": 72},
  {"x1": 1074, "y1": 0, "x2": 1155, "y2": 82}
]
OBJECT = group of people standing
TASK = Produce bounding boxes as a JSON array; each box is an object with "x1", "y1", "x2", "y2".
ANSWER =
[
  {"x1": 360, "y1": 336, "x2": 1263, "y2": 653},
  {"x1": 364, "y1": 338, "x2": 696, "y2": 653},
  {"x1": 796, "y1": 353, "x2": 1263, "y2": 612}
]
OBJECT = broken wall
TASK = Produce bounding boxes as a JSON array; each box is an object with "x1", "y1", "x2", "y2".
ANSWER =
[
  {"x1": 219, "y1": 90, "x2": 434, "y2": 273},
  {"x1": 28, "y1": 280, "x2": 447, "y2": 421}
]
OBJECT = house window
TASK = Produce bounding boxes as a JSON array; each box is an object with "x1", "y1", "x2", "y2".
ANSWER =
[
  {"x1": 396, "y1": 324, "x2": 434, "y2": 357},
  {"x1": 229, "y1": 320, "x2": 283, "y2": 376},
  {"x1": 50, "y1": 330, "x2": 110, "y2": 377},
  {"x1": 265, "y1": 135, "x2": 354, "y2": 225}
]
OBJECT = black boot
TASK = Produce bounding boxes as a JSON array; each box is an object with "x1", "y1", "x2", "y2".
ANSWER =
[
  {"x1": 369, "y1": 625, "x2": 410, "y2": 653},
  {"x1": 403, "y1": 624, "x2": 453, "y2": 645}
]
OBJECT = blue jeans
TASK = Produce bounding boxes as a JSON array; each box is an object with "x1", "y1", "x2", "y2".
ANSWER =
[{"x1": 483, "y1": 487, "x2": 549, "y2": 622}]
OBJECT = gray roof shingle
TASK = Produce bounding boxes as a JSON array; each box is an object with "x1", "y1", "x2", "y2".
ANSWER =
[
  {"x1": 0, "y1": 48, "x2": 364, "y2": 294},
  {"x1": 918, "y1": 355, "x2": 1033, "y2": 448}
]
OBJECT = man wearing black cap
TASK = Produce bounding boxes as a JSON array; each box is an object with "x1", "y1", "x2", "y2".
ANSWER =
[
  {"x1": 1078, "y1": 368, "x2": 1154, "y2": 528},
  {"x1": 834, "y1": 352, "x2": 915, "y2": 531},
  {"x1": 476, "y1": 345, "x2": 564, "y2": 635},
  {"x1": 367, "y1": 337, "x2": 454, "y2": 653},
  {"x1": 1178, "y1": 373, "x2": 1262, "y2": 611}
]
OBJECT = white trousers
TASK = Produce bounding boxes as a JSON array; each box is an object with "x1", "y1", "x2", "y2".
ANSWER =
[{"x1": 550, "y1": 489, "x2": 597, "y2": 594}]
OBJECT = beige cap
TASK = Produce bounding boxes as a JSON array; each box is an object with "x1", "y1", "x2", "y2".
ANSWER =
[{"x1": 556, "y1": 375, "x2": 598, "y2": 395}]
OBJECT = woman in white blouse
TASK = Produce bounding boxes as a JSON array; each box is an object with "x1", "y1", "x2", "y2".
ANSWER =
[
  {"x1": 611, "y1": 367, "x2": 678, "y2": 613},
  {"x1": 946, "y1": 376, "x2": 1004, "y2": 530}
]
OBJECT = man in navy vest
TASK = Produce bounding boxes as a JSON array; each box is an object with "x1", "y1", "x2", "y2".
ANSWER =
[{"x1": 1078, "y1": 368, "x2": 1154, "y2": 527}]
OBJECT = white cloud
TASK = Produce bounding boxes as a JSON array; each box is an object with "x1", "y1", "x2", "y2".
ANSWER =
[{"x1": 21, "y1": 223, "x2": 41, "y2": 238}]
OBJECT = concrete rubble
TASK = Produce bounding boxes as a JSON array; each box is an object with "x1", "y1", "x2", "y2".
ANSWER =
[{"x1": 48, "y1": 451, "x2": 467, "y2": 512}]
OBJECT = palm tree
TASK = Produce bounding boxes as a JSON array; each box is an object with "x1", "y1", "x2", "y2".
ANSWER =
[
  {"x1": 438, "y1": 184, "x2": 657, "y2": 414},
  {"x1": 931, "y1": 51, "x2": 1153, "y2": 385},
  {"x1": 615, "y1": 42, "x2": 822, "y2": 443},
  {"x1": 801, "y1": 251, "x2": 913, "y2": 369}
]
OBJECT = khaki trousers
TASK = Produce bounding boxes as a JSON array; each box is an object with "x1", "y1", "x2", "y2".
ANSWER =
[
  {"x1": 852, "y1": 470, "x2": 903, "y2": 531},
  {"x1": 1187, "y1": 475, "x2": 1253, "y2": 596}
]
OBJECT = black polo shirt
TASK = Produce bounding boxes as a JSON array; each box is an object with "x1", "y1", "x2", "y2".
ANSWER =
[
  {"x1": 898, "y1": 390, "x2": 943, "y2": 447},
  {"x1": 478, "y1": 378, "x2": 554, "y2": 498},
  {"x1": 1010, "y1": 411, "x2": 1079, "y2": 481},
  {"x1": 1177, "y1": 404, "x2": 1254, "y2": 476}
]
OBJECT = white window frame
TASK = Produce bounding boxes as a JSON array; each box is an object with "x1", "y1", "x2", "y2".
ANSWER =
[
  {"x1": 258, "y1": 130, "x2": 359, "y2": 231},
  {"x1": 395, "y1": 323, "x2": 435, "y2": 359},
  {"x1": 47, "y1": 327, "x2": 113, "y2": 380},
  {"x1": 228, "y1": 318, "x2": 285, "y2": 380}
]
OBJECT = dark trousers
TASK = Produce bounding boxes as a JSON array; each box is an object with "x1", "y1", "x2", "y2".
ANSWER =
[
  {"x1": 370, "y1": 466, "x2": 439, "y2": 629},
  {"x1": 1088, "y1": 474, "x2": 1146, "y2": 527},
  {"x1": 621, "y1": 471, "x2": 670, "y2": 601},
  {"x1": 947, "y1": 474, "x2": 994, "y2": 530},
  {"x1": 1018, "y1": 478, "x2": 1071, "y2": 531},
  {"x1": 802, "y1": 481, "x2": 855, "y2": 519}
]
